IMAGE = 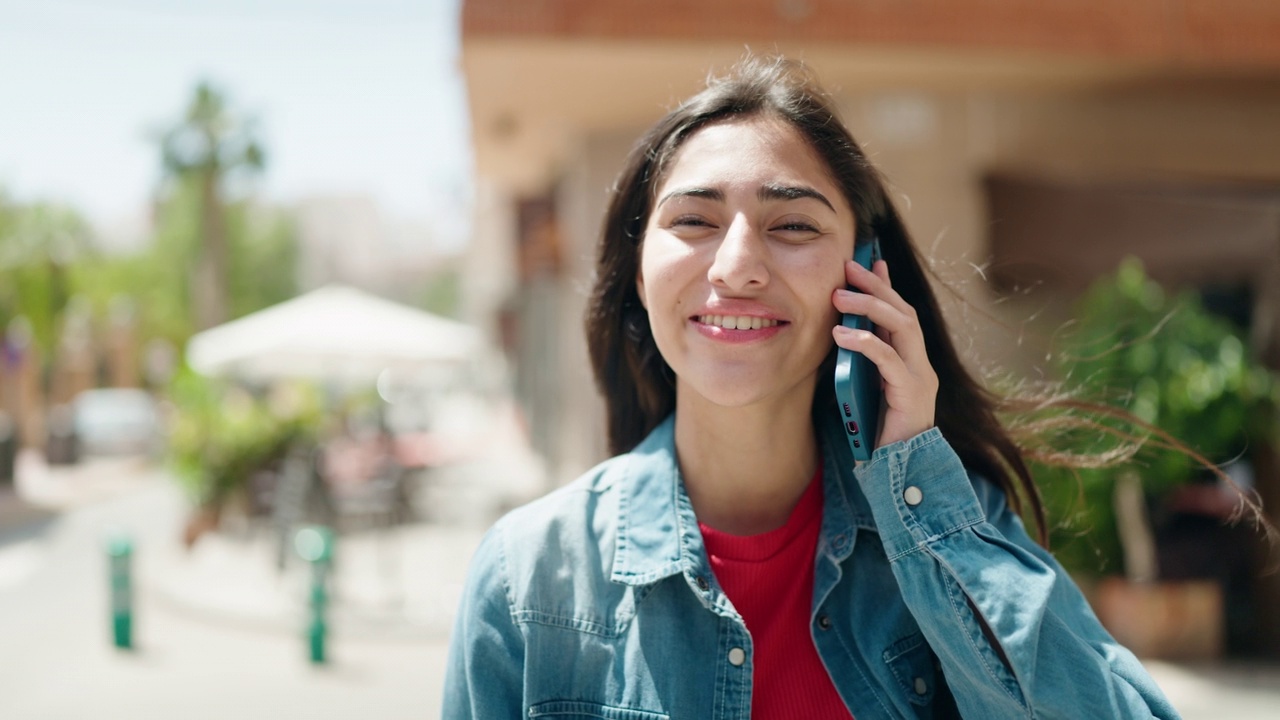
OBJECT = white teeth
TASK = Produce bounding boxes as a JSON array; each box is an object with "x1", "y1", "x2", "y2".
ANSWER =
[{"x1": 698, "y1": 315, "x2": 779, "y2": 330}]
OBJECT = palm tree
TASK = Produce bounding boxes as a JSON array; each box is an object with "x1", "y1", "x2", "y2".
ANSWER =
[{"x1": 157, "y1": 82, "x2": 264, "y2": 330}]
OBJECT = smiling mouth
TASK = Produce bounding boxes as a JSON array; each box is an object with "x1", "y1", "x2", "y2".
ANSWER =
[{"x1": 696, "y1": 315, "x2": 782, "y2": 330}]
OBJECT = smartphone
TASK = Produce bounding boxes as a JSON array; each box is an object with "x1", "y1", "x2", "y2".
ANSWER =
[{"x1": 833, "y1": 236, "x2": 882, "y2": 463}]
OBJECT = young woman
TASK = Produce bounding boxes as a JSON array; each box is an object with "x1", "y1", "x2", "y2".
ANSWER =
[{"x1": 443, "y1": 56, "x2": 1181, "y2": 720}]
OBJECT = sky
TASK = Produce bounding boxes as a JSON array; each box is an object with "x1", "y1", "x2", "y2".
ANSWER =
[{"x1": 0, "y1": 0, "x2": 470, "y2": 248}]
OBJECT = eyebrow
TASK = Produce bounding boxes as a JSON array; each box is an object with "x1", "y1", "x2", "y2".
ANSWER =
[
  {"x1": 656, "y1": 186, "x2": 723, "y2": 207},
  {"x1": 759, "y1": 183, "x2": 836, "y2": 213},
  {"x1": 656, "y1": 184, "x2": 837, "y2": 213}
]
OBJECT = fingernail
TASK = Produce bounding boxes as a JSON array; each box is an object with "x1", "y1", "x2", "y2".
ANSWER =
[{"x1": 836, "y1": 289, "x2": 854, "y2": 298}]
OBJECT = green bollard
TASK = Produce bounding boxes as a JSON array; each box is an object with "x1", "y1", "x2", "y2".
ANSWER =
[
  {"x1": 295, "y1": 526, "x2": 334, "y2": 664},
  {"x1": 106, "y1": 533, "x2": 133, "y2": 650}
]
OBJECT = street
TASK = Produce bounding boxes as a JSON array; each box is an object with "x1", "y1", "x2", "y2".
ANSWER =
[
  {"x1": 1, "y1": 465, "x2": 1278, "y2": 719},
  {"x1": 0, "y1": 469, "x2": 458, "y2": 720}
]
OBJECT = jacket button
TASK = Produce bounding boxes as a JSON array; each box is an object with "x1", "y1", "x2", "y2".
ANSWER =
[
  {"x1": 913, "y1": 677, "x2": 928, "y2": 695},
  {"x1": 817, "y1": 614, "x2": 832, "y2": 630},
  {"x1": 903, "y1": 486, "x2": 924, "y2": 506},
  {"x1": 695, "y1": 576, "x2": 710, "y2": 591},
  {"x1": 728, "y1": 647, "x2": 746, "y2": 666}
]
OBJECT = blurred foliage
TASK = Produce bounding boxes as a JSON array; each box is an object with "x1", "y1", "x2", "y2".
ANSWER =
[
  {"x1": 152, "y1": 85, "x2": 302, "y2": 508},
  {"x1": 0, "y1": 180, "x2": 299, "y2": 363},
  {"x1": 227, "y1": 201, "x2": 298, "y2": 320},
  {"x1": 0, "y1": 193, "x2": 92, "y2": 354},
  {"x1": 156, "y1": 81, "x2": 266, "y2": 330},
  {"x1": 126, "y1": 174, "x2": 298, "y2": 344},
  {"x1": 1030, "y1": 257, "x2": 1279, "y2": 576},
  {"x1": 166, "y1": 367, "x2": 323, "y2": 509},
  {"x1": 1, "y1": 80, "x2": 297, "y2": 379},
  {"x1": 417, "y1": 265, "x2": 461, "y2": 319},
  {"x1": 157, "y1": 81, "x2": 264, "y2": 180}
]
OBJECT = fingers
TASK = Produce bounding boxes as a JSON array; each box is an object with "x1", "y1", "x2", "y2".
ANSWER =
[
  {"x1": 833, "y1": 266, "x2": 928, "y2": 369},
  {"x1": 844, "y1": 258, "x2": 912, "y2": 317},
  {"x1": 833, "y1": 258, "x2": 939, "y2": 448},
  {"x1": 832, "y1": 322, "x2": 939, "y2": 448},
  {"x1": 831, "y1": 326, "x2": 909, "y2": 387}
]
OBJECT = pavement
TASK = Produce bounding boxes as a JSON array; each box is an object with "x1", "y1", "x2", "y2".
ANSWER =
[
  {"x1": 145, "y1": 512, "x2": 485, "y2": 643},
  {"x1": 0, "y1": 448, "x2": 491, "y2": 719},
  {"x1": 3, "y1": 448, "x2": 1280, "y2": 719},
  {"x1": 0, "y1": 485, "x2": 56, "y2": 536},
  {"x1": 3, "y1": 448, "x2": 489, "y2": 641}
]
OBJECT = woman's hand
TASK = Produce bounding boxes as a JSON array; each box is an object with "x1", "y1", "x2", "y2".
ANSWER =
[{"x1": 831, "y1": 259, "x2": 939, "y2": 450}]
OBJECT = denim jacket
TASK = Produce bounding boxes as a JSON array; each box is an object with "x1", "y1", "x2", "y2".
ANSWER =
[{"x1": 443, "y1": 415, "x2": 1180, "y2": 719}]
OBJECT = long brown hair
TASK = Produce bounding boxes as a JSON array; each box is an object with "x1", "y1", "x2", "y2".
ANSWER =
[{"x1": 585, "y1": 55, "x2": 1047, "y2": 540}]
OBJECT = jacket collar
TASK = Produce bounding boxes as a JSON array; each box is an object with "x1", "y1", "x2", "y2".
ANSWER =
[{"x1": 609, "y1": 413, "x2": 878, "y2": 586}]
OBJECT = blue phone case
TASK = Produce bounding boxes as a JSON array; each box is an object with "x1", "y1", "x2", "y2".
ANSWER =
[{"x1": 833, "y1": 237, "x2": 882, "y2": 463}]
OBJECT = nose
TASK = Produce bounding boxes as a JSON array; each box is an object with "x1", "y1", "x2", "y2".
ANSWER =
[{"x1": 707, "y1": 214, "x2": 769, "y2": 291}]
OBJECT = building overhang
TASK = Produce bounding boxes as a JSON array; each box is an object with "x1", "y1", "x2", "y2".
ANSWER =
[{"x1": 462, "y1": 0, "x2": 1280, "y2": 193}]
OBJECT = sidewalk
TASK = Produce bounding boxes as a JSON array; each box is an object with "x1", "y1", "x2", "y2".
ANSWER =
[
  {"x1": 6, "y1": 447, "x2": 490, "y2": 642},
  {"x1": 9, "y1": 448, "x2": 159, "y2": 512},
  {"x1": 138, "y1": 481, "x2": 1280, "y2": 719},
  {"x1": 0, "y1": 484, "x2": 55, "y2": 538},
  {"x1": 155, "y1": 516, "x2": 1280, "y2": 718},
  {"x1": 143, "y1": 516, "x2": 486, "y2": 642},
  {"x1": 1144, "y1": 659, "x2": 1280, "y2": 718},
  {"x1": 6, "y1": 449, "x2": 1280, "y2": 719},
  {"x1": 0, "y1": 447, "x2": 96, "y2": 538}
]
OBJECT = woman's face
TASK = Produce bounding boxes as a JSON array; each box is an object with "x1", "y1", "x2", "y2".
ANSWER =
[{"x1": 637, "y1": 116, "x2": 856, "y2": 412}]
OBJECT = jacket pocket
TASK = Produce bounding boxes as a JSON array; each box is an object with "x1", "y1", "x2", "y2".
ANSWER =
[
  {"x1": 528, "y1": 700, "x2": 669, "y2": 720},
  {"x1": 882, "y1": 632, "x2": 939, "y2": 708}
]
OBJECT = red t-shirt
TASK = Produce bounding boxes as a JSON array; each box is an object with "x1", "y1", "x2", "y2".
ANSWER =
[{"x1": 699, "y1": 471, "x2": 854, "y2": 719}]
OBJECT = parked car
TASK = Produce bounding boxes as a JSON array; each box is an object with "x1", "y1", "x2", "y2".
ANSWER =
[{"x1": 72, "y1": 389, "x2": 163, "y2": 459}]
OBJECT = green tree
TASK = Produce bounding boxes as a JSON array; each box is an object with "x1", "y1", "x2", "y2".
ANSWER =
[
  {"x1": 1029, "y1": 258, "x2": 1278, "y2": 576},
  {"x1": 418, "y1": 265, "x2": 461, "y2": 319},
  {"x1": 156, "y1": 82, "x2": 265, "y2": 330},
  {"x1": 226, "y1": 202, "x2": 299, "y2": 319},
  {"x1": 0, "y1": 191, "x2": 92, "y2": 354}
]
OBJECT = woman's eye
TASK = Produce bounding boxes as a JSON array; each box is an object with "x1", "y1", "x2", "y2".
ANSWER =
[
  {"x1": 671, "y1": 215, "x2": 713, "y2": 228},
  {"x1": 773, "y1": 222, "x2": 819, "y2": 234}
]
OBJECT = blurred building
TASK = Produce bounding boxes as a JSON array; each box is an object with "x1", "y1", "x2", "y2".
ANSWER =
[
  {"x1": 458, "y1": 0, "x2": 1280, "y2": 661},
  {"x1": 461, "y1": 0, "x2": 1280, "y2": 481},
  {"x1": 295, "y1": 195, "x2": 453, "y2": 303}
]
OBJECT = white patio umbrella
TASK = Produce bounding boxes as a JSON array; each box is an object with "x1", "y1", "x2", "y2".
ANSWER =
[{"x1": 185, "y1": 285, "x2": 480, "y2": 385}]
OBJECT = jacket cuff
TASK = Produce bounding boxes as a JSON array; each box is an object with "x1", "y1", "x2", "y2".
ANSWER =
[{"x1": 853, "y1": 427, "x2": 986, "y2": 559}]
